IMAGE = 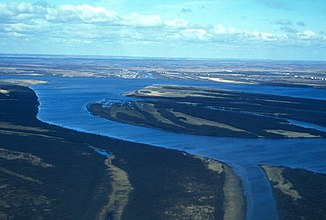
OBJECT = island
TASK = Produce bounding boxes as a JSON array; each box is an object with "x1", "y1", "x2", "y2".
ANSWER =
[{"x1": 87, "y1": 84, "x2": 326, "y2": 138}]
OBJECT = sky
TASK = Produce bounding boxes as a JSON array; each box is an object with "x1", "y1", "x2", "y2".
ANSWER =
[{"x1": 0, "y1": 0, "x2": 325, "y2": 60}]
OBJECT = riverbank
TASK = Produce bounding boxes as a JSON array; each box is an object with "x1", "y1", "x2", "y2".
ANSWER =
[
  {"x1": 0, "y1": 82, "x2": 245, "y2": 219},
  {"x1": 261, "y1": 165, "x2": 326, "y2": 220}
]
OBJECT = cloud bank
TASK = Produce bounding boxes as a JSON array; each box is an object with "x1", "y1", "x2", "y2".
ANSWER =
[{"x1": 0, "y1": 1, "x2": 325, "y2": 59}]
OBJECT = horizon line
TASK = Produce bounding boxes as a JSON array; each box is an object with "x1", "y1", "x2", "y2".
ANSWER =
[{"x1": 0, "y1": 53, "x2": 325, "y2": 63}]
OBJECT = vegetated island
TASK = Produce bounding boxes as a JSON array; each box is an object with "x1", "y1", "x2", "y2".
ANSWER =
[
  {"x1": 87, "y1": 84, "x2": 326, "y2": 138},
  {"x1": 261, "y1": 165, "x2": 326, "y2": 220},
  {"x1": 0, "y1": 82, "x2": 245, "y2": 220}
]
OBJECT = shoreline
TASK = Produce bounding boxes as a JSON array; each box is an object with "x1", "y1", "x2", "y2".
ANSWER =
[
  {"x1": 0, "y1": 82, "x2": 246, "y2": 219},
  {"x1": 261, "y1": 165, "x2": 326, "y2": 220},
  {"x1": 30, "y1": 78, "x2": 326, "y2": 219},
  {"x1": 223, "y1": 164, "x2": 246, "y2": 220},
  {"x1": 87, "y1": 84, "x2": 326, "y2": 138}
]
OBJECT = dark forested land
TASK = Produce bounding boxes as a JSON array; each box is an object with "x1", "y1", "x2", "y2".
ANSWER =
[
  {"x1": 88, "y1": 84, "x2": 326, "y2": 138},
  {"x1": 262, "y1": 165, "x2": 326, "y2": 220},
  {"x1": 0, "y1": 83, "x2": 240, "y2": 220}
]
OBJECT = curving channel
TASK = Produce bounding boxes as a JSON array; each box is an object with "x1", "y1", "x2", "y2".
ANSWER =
[{"x1": 25, "y1": 76, "x2": 326, "y2": 220}]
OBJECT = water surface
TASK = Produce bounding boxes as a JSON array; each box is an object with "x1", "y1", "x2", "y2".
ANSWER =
[{"x1": 2, "y1": 75, "x2": 325, "y2": 220}]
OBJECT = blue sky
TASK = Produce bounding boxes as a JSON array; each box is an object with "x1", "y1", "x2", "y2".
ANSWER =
[{"x1": 0, "y1": 0, "x2": 325, "y2": 60}]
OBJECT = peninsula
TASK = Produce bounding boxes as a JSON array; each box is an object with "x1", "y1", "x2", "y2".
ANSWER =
[{"x1": 0, "y1": 82, "x2": 245, "y2": 219}]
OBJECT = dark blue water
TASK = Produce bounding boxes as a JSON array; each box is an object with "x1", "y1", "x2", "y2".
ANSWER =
[{"x1": 1, "y1": 75, "x2": 326, "y2": 220}]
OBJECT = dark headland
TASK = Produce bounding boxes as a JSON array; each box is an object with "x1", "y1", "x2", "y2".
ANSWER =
[
  {"x1": 0, "y1": 82, "x2": 245, "y2": 220},
  {"x1": 262, "y1": 165, "x2": 326, "y2": 220}
]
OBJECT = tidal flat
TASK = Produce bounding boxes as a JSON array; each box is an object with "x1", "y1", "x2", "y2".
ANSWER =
[{"x1": 0, "y1": 83, "x2": 243, "y2": 219}]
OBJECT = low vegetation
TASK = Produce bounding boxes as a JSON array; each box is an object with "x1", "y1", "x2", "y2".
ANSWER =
[
  {"x1": 88, "y1": 84, "x2": 326, "y2": 138},
  {"x1": 261, "y1": 165, "x2": 326, "y2": 220},
  {"x1": 0, "y1": 82, "x2": 244, "y2": 219}
]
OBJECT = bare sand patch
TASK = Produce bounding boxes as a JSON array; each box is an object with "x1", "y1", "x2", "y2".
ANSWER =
[
  {"x1": 0, "y1": 89, "x2": 10, "y2": 96},
  {"x1": 0, "y1": 122, "x2": 49, "y2": 133},
  {"x1": 262, "y1": 165, "x2": 301, "y2": 201},
  {"x1": 193, "y1": 155, "x2": 224, "y2": 174},
  {"x1": 0, "y1": 130, "x2": 63, "y2": 140},
  {"x1": 0, "y1": 79, "x2": 47, "y2": 86},
  {"x1": 126, "y1": 84, "x2": 224, "y2": 99},
  {"x1": 99, "y1": 154, "x2": 133, "y2": 220},
  {"x1": 0, "y1": 148, "x2": 53, "y2": 168},
  {"x1": 139, "y1": 103, "x2": 184, "y2": 128},
  {"x1": 0, "y1": 167, "x2": 43, "y2": 184},
  {"x1": 169, "y1": 109, "x2": 247, "y2": 133},
  {"x1": 265, "y1": 129, "x2": 319, "y2": 138},
  {"x1": 223, "y1": 165, "x2": 246, "y2": 220},
  {"x1": 202, "y1": 77, "x2": 255, "y2": 85}
]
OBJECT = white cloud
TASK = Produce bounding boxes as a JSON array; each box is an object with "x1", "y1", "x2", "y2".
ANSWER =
[
  {"x1": 298, "y1": 30, "x2": 317, "y2": 39},
  {"x1": 58, "y1": 4, "x2": 118, "y2": 23},
  {"x1": 181, "y1": 28, "x2": 211, "y2": 40},
  {"x1": 4, "y1": 22, "x2": 43, "y2": 33},
  {"x1": 123, "y1": 13, "x2": 163, "y2": 27},
  {"x1": 0, "y1": 1, "x2": 325, "y2": 51},
  {"x1": 251, "y1": 31, "x2": 277, "y2": 41},
  {"x1": 165, "y1": 18, "x2": 189, "y2": 28},
  {"x1": 0, "y1": 2, "x2": 48, "y2": 22},
  {"x1": 0, "y1": 2, "x2": 187, "y2": 29},
  {"x1": 212, "y1": 24, "x2": 287, "y2": 42},
  {"x1": 214, "y1": 24, "x2": 239, "y2": 34},
  {"x1": 6, "y1": 2, "x2": 46, "y2": 14}
]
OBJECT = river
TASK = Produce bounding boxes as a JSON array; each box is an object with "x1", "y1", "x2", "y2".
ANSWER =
[{"x1": 2, "y1": 75, "x2": 326, "y2": 220}]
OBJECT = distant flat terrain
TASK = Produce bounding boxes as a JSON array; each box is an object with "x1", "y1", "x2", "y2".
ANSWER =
[
  {"x1": 1, "y1": 55, "x2": 325, "y2": 89},
  {"x1": 88, "y1": 84, "x2": 326, "y2": 138},
  {"x1": 262, "y1": 165, "x2": 326, "y2": 220},
  {"x1": 0, "y1": 82, "x2": 244, "y2": 219}
]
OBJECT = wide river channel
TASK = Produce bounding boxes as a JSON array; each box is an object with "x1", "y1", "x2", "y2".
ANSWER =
[{"x1": 4, "y1": 75, "x2": 326, "y2": 220}]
